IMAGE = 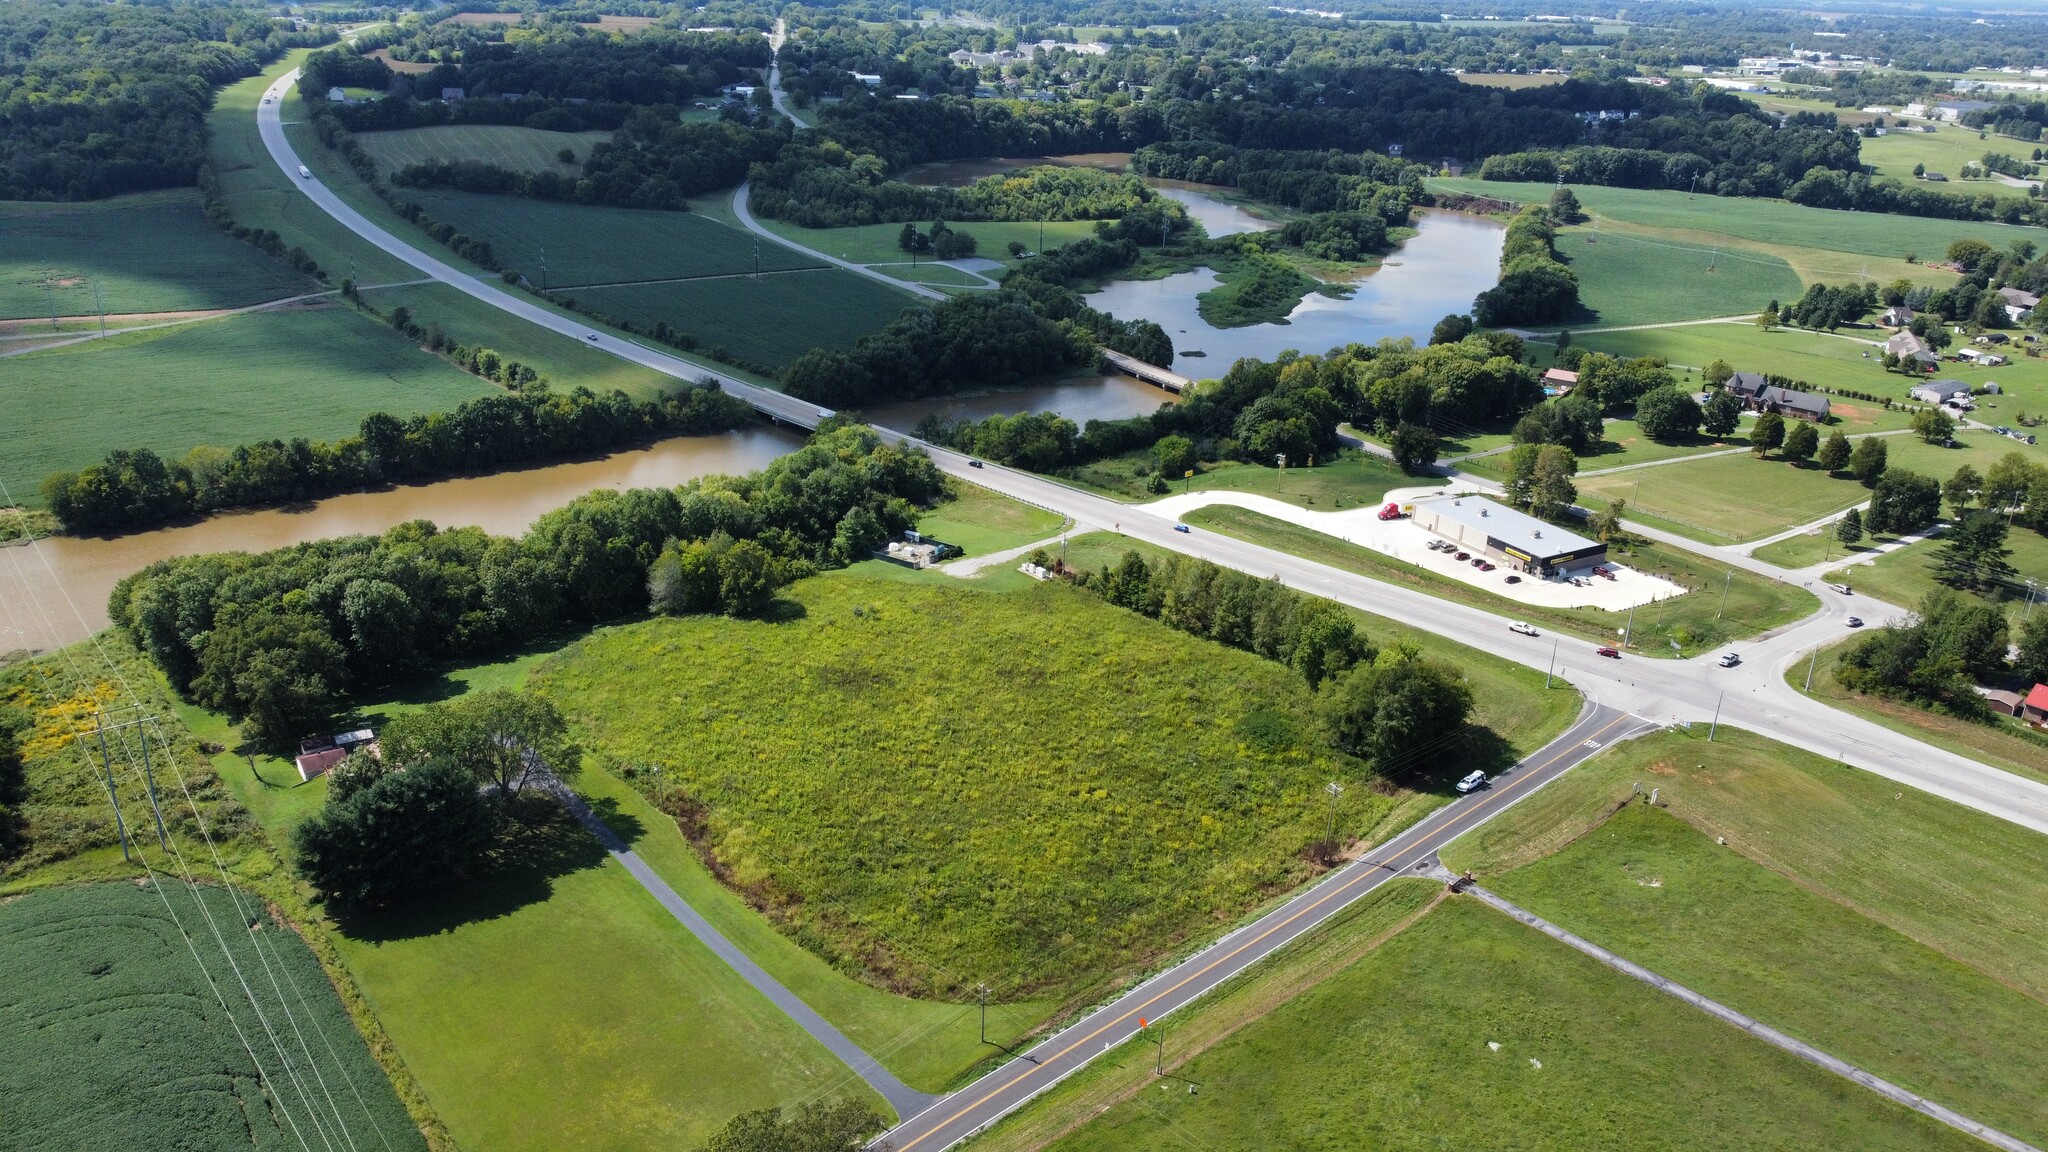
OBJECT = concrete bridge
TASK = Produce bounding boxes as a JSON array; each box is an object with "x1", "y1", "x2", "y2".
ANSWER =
[{"x1": 1100, "y1": 348, "x2": 1195, "y2": 394}]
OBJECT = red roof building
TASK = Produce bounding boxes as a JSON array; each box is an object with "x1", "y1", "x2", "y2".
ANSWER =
[{"x1": 2024, "y1": 683, "x2": 2048, "y2": 725}]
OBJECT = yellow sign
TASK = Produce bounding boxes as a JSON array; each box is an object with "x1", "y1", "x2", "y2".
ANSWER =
[{"x1": 1184, "y1": 470, "x2": 1194, "y2": 478}]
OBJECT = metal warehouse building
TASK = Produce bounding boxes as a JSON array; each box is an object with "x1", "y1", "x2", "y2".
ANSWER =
[{"x1": 1409, "y1": 495, "x2": 1607, "y2": 576}]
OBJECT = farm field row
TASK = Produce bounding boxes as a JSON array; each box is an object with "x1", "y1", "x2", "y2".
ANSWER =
[
  {"x1": 0, "y1": 191, "x2": 313, "y2": 320},
  {"x1": 1, "y1": 304, "x2": 491, "y2": 503},
  {"x1": 561, "y1": 267, "x2": 916, "y2": 371},
  {"x1": 352, "y1": 124, "x2": 614, "y2": 174},
  {"x1": 1546, "y1": 226, "x2": 1804, "y2": 327}
]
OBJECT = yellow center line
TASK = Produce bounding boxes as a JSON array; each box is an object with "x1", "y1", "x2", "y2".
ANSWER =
[{"x1": 893, "y1": 712, "x2": 1634, "y2": 1149}]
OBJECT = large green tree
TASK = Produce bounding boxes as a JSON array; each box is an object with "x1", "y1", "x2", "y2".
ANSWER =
[
  {"x1": 1318, "y1": 649, "x2": 1473, "y2": 780},
  {"x1": 1933, "y1": 511, "x2": 2017, "y2": 590},
  {"x1": 293, "y1": 758, "x2": 498, "y2": 910},
  {"x1": 1750, "y1": 411, "x2": 1785, "y2": 457},
  {"x1": 381, "y1": 690, "x2": 574, "y2": 801},
  {"x1": 698, "y1": 1101, "x2": 883, "y2": 1152},
  {"x1": 1633, "y1": 388, "x2": 1703, "y2": 443}
]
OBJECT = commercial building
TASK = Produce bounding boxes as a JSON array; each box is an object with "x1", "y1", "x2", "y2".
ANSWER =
[{"x1": 1409, "y1": 495, "x2": 1606, "y2": 575}]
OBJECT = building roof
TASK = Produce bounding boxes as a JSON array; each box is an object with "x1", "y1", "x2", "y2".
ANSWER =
[
  {"x1": 1766, "y1": 387, "x2": 1830, "y2": 415},
  {"x1": 1886, "y1": 330, "x2": 1931, "y2": 357},
  {"x1": 1542, "y1": 368, "x2": 1578, "y2": 384},
  {"x1": 1728, "y1": 371, "x2": 1767, "y2": 394},
  {"x1": 1412, "y1": 495, "x2": 1599, "y2": 562},
  {"x1": 1998, "y1": 286, "x2": 2040, "y2": 308},
  {"x1": 2028, "y1": 683, "x2": 2048, "y2": 713}
]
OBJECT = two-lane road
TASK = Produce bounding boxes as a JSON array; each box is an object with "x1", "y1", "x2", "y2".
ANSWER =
[{"x1": 881, "y1": 705, "x2": 1655, "y2": 1152}]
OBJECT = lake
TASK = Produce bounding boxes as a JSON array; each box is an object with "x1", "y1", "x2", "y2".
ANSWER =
[
  {"x1": 1, "y1": 428, "x2": 801, "y2": 652},
  {"x1": 1084, "y1": 212, "x2": 1506, "y2": 366}
]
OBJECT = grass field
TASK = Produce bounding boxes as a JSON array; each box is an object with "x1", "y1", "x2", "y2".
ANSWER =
[
  {"x1": 1066, "y1": 447, "x2": 1433, "y2": 506},
  {"x1": 1495, "y1": 803, "x2": 2048, "y2": 1147},
  {"x1": 1549, "y1": 226, "x2": 1804, "y2": 326},
  {"x1": 1861, "y1": 124, "x2": 2038, "y2": 195},
  {"x1": 528, "y1": 571, "x2": 1575, "y2": 1008},
  {"x1": 0, "y1": 192, "x2": 312, "y2": 320},
  {"x1": 392, "y1": 188, "x2": 827, "y2": 287},
  {"x1": 362, "y1": 281, "x2": 678, "y2": 396},
  {"x1": 1037, "y1": 895, "x2": 1977, "y2": 1152},
  {"x1": 915, "y1": 479, "x2": 1067, "y2": 555},
  {"x1": 754, "y1": 217, "x2": 1104, "y2": 273},
  {"x1": 1750, "y1": 525, "x2": 1898, "y2": 569},
  {"x1": 1824, "y1": 521, "x2": 2048, "y2": 619},
  {"x1": 1442, "y1": 725, "x2": 2048, "y2": 1003},
  {"x1": 0, "y1": 882, "x2": 427, "y2": 1152},
  {"x1": 1184, "y1": 505, "x2": 1818, "y2": 657},
  {"x1": 1795, "y1": 639, "x2": 2048, "y2": 783},
  {"x1": 2, "y1": 305, "x2": 490, "y2": 502},
  {"x1": 353, "y1": 125, "x2": 614, "y2": 174},
  {"x1": 562, "y1": 268, "x2": 915, "y2": 371},
  {"x1": 1575, "y1": 428, "x2": 2033, "y2": 543}
]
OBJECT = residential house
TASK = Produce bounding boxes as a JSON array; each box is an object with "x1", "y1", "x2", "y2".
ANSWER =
[
  {"x1": 1541, "y1": 367, "x2": 1578, "y2": 394},
  {"x1": 1886, "y1": 329, "x2": 1938, "y2": 372},
  {"x1": 853, "y1": 72, "x2": 882, "y2": 85},
  {"x1": 1998, "y1": 286, "x2": 2039, "y2": 323},
  {"x1": 1727, "y1": 372, "x2": 1830, "y2": 421},
  {"x1": 1880, "y1": 304, "x2": 1915, "y2": 327},
  {"x1": 440, "y1": 86, "x2": 465, "y2": 101},
  {"x1": 326, "y1": 86, "x2": 347, "y2": 102}
]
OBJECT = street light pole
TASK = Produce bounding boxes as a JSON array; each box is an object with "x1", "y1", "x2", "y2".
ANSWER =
[{"x1": 1276, "y1": 453, "x2": 1286, "y2": 497}]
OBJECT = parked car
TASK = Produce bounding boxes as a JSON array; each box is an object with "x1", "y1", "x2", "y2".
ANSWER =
[
  {"x1": 1504, "y1": 574, "x2": 1522, "y2": 584},
  {"x1": 1509, "y1": 621, "x2": 1538, "y2": 636},
  {"x1": 1846, "y1": 616, "x2": 1863, "y2": 627},
  {"x1": 1455, "y1": 551, "x2": 1470, "y2": 561},
  {"x1": 1478, "y1": 561, "x2": 1496, "y2": 571},
  {"x1": 1596, "y1": 646, "x2": 1621, "y2": 658},
  {"x1": 1173, "y1": 524, "x2": 1190, "y2": 533},
  {"x1": 1718, "y1": 652, "x2": 1741, "y2": 667},
  {"x1": 1455, "y1": 770, "x2": 1488, "y2": 794}
]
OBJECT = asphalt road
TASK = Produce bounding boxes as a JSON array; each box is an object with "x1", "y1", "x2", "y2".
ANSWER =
[{"x1": 880, "y1": 704, "x2": 1655, "y2": 1152}]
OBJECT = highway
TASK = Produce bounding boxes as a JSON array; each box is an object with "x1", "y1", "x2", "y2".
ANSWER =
[
  {"x1": 256, "y1": 73, "x2": 2048, "y2": 1143},
  {"x1": 882, "y1": 705, "x2": 1655, "y2": 1152}
]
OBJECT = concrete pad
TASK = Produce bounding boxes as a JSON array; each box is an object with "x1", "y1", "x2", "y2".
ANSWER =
[{"x1": 1136, "y1": 488, "x2": 1687, "y2": 611}]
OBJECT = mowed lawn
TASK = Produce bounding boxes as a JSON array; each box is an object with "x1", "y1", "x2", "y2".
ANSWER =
[
  {"x1": 1043, "y1": 896, "x2": 1978, "y2": 1152},
  {"x1": 1551, "y1": 226, "x2": 1803, "y2": 326},
  {"x1": 0, "y1": 192, "x2": 312, "y2": 319},
  {"x1": 1494, "y1": 804, "x2": 2048, "y2": 1147},
  {"x1": 532, "y1": 574, "x2": 1448, "y2": 1005},
  {"x1": 1826, "y1": 519, "x2": 2048, "y2": 619},
  {"x1": 2, "y1": 306, "x2": 490, "y2": 501},
  {"x1": 915, "y1": 479, "x2": 1067, "y2": 555},
  {"x1": 392, "y1": 188, "x2": 826, "y2": 286},
  {"x1": 564, "y1": 269, "x2": 916, "y2": 371},
  {"x1": 1, "y1": 882, "x2": 426, "y2": 1152},
  {"x1": 1575, "y1": 427, "x2": 2038, "y2": 543},
  {"x1": 353, "y1": 124, "x2": 614, "y2": 174},
  {"x1": 1861, "y1": 124, "x2": 2038, "y2": 195}
]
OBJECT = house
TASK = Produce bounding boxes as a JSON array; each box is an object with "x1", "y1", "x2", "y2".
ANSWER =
[
  {"x1": 294, "y1": 728, "x2": 379, "y2": 783},
  {"x1": 440, "y1": 86, "x2": 465, "y2": 101},
  {"x1": 1886, "y1": 330, "x2": 1938, "y2": 371},
  {"x1": 1909, "y1": 381, "x2": 1973, "y2": 405},
  {"x1": 1880, "y1": 304, "x2": 1915, "y2": 327},
  {"x1": 1727, "y1": 372, "x2": 1830, "y2": 421},
  {"x1": 326, "y1": 86, "x2": 347, "y2": 102},
  {"x1": 1998, "y1": 286, "x2": 2039, "y2": 323},
  {"x1": 853, "y1": 72, "x2": 882, "y2": 85},
  {"x1": 1922, "y1": 171, "x2": 1949, "y2": 182},
  {"x1": 2025, "y1": 683, "x2": 2048, "y2": 726},
  {"x1": 1408, "y1": 495, "x2": 1607, "y2": 575},
  {"x1": 1541, "y1": 367, "x2": 1578, "y2": 395}
]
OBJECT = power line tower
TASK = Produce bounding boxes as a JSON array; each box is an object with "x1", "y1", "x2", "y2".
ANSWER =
[
  {"x1": 90, "y1": 704, "x2": 175, "y2": 857},
  {"x1": 16, "y1": 269, "x2": 64, "y2": 330}
]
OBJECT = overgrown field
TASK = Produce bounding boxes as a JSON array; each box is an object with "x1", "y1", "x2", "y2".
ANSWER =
[
  {"x1": 392, "y1": 188, "x2": 826, "y2": 287},
  {"x1": 533, "y1": 574, "x2": 1450, "y2": 1002},
  {"x1": 1041, "y1": 896, "x2": 1977, "y2": 1152},
  {"x1": 0, "y1": 882, "x2": 426, "y2": 1152},
  {"x1": 0, "y1": 192, "x2": 311, "y2": 320},
  {"x1": 1, "y1": 305, "x2": 490, "y2": 502},
  {"x1": 1443, "y1": 726, "x2": 2048, "y2": 1003},
  {"x1": 1183, "y1": 505, "x2": 1818, "y2": 657},
  {"x1": 353, "y1": 125, "x2": 614, "y2": 174},
  {"x1": 562, "y1": 268, "x2": 914, "y2": 371},
  {"x1": 1575, "y1": 428, "x2": 2036, "y2": 543},
  {"x1": 1493, "y1": 803, "x2": 2048, "y2": 1147},
  {"x1": 1548, "y1": 226, "x2": 1803, "y2": 326}
]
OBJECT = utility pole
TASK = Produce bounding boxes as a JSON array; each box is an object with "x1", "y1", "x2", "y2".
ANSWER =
[
  {"x1": 1717, "y1": 569, "x2": 1732, "y2": 619},
  {"x1": 1323, "y1": 780, "x2": 1344, "y2": 857},
  {"x1": 92, "y1": 718, "x2": 132, "y2": 863},
  {"x1": 1276, "y1": 453, "x2": 1286, "y2": 496},
  {"x1": 1805, "y1": 645, "x2": 1821, "y2": 691},
  {"x1": 976, "y1": 982, "x2": 991, "y2": 1044},
  {"x1": 135, "y1": 718, "x2": 169, "y2": 850},
  {"x1": 1545, "y1": 637, "x2": 1558, "y2": 689},
  {"x1": 754, "y1": 240, "x2": 761, "y2": 279},
  {"x1": 1624, "y1": 602, "x2": 1636, "y2": 649},
  {"x1": 90, "y1": 280, "x2": 106, "y2": 339},
  {"x1": 539, "y1": 244, "x2": 548, "y2": 292},
  {"x1": 1708, "y1": 690, "x2": 1723, "y2": 742}
]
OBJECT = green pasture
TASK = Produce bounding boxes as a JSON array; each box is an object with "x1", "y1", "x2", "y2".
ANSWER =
[
  {"x1": 352, "y1": 124, "x2": 613, "y2": 174},
  {"x1": 1042, "y1": 895, "x2": 1975, "y2": 1152},
  {"x1": 1575, "y1": 428, "x2": 2031, "y2": 543},
  {"x1": 365, "y1": 281, "x2": 677, "y2": 396},
  {"x1": 915, "y1": 480, "x2": 1067, "y2": 555},
  {"x1": 0, "y1": 882, "x2": 427, "y2": 1152},
  {"x1": 1794, "y1": 638, "x2": 2048, "y2": 783},
  {"x1": 1444, "y1": 725, "x2": 2048, "y2": 999},
  {"x1": 562, "y1": 268, "x2": 915, "y2": 370},
  {"x1": 1183, "y1": 505, "x2": 1817, "y2": 658},
  {"x1": 1461, "y1": 423, "x2": 1754, "y2": 482},
  {"x1": 1861, "y1": 125, "x2": 2038, "y2": 195},
  {"x1": 1550, "y1": 226, "x2": 1803, "y2": 326},
  {"x1": 1498, "y1": 802, "x2": 2048, "y2": 1146},
  {"x1": 1, "y1": 306, "x2": 489, "y2": 503},
  {"x1": 1750, "y1": 524, "x2": 1896, "y2": 569},
  {"x1": 1824, "y1": 522, "x2": 2048, "y2": 620},
  {"x1": 753, "y1": 216, "x2": 1103, "y2": 271},
  {"x1": 1068, "y1": 447, "x2": 1432, "y2": 506},
  {"x1": 0, "y1": 192, "x2": 311, "y2": 320},
  {"x1": 392, "y1": 189, "x2": 826, "y2": 287}
]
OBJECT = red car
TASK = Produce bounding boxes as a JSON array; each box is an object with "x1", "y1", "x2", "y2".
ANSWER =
[
  {"x1": 1454, "y1": 551, "x2": 1470, "y2": 561},
  {"x1": 1596, "y1": 646, "x2": 1621, "y2": 659}
]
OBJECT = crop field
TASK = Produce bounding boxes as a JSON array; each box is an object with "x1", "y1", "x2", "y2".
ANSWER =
[
  {"x1": 1040, "y1": 895, "x2": 1975, "y2": 1152},
  {"x1": 392, "y1": 189, "x2": 827, "y2": 287},
  {"x1": 0, "y1": 193, "x2": 312, "y2": 320},
  {"x1": 1551, "y1": 226, "x2": 1803, "y2": 326},
  {"x1": 364, "y1": 281, "x2": 679, "y2": 395},
  {"x1": 2, "y1": 305, "x2": 490, "y2": 502},
  {"x1": 1442, "y1": 726, "x2": 2048, "y2": 1003},
  {"x1": 352, "y1": 125, "x2": 614, "y2": 174},
  {"x1": 1183, "y1": 505, "x2": 1817, "y2": 657},
  {"x1": 1861, "y1": 125, "x2": 2038, "y2": 195},
  {"x1": 564, "y1": 270, "x2": 915, "y2": 371},
  {"x1": 754, "y1": 217, "x2": 1104, "y2": 271},
  {"x1": 0, "y1": 882, "x2": 425, "y2": 1152},
  {"x1": 1574, "y1": 427, "x2": 2037, "y2": 543},
  {"x1": 533, "y1": 574, "x2": 1495, "y2": 1004}
]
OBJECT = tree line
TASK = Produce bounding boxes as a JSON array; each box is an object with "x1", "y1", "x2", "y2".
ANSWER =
[
  {"x1": 43, "y1": 379, "x2": 752, "y2": 535},
  {"x1": 109, "y1": 428, "x2": 946, "y2": 747},
  {"x1": 1472, "y1": 204, "x2": 1580, "y2": 328},
  {"x1": 748, "y1": 155, "x2": 1168, "y2": 229}
]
